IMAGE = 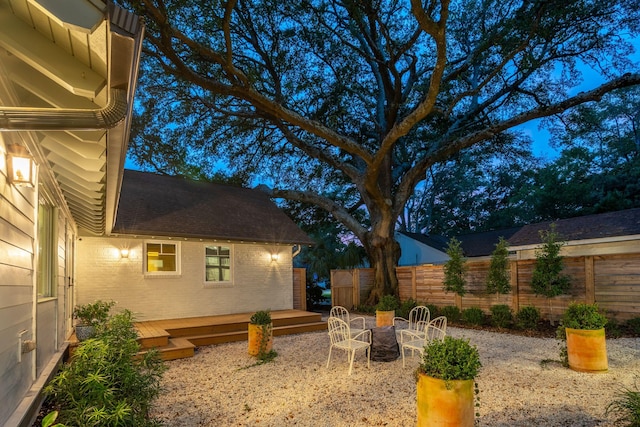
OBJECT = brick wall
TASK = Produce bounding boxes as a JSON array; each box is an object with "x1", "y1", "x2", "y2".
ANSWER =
[{"x1": 76, "y1": 236, "x2": 294, "y2": 321}]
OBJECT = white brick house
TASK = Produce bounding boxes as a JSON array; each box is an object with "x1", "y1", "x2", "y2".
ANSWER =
[{"x1": 75, "y1": 170, "x2": 314, "y2": 321}]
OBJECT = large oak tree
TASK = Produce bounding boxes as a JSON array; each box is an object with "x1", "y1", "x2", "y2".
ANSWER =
[{"x1": 120, "y1": 0, "x2": 640, "y2": 302}]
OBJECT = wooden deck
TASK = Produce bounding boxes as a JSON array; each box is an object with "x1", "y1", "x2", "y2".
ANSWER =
[{"x1": 69, "y1": 309, "x2": 327, "y2": 361}]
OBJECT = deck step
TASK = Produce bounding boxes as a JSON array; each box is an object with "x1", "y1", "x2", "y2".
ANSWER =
[
  {"x1": 138, "y1": 337, "x2": 195, "y2": 361},
  {"x1": 185, "y1": 321, "x2": 327, "y2": 347}
]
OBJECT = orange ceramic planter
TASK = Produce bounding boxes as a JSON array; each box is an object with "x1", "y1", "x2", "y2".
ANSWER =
[
  {"x1": 248, "y1": 323, "x2": 273, "y2": 356},
  {"x1": 376, "y1": 310, "x2": 395, "y2": 327},
  {"x1": 417, "y1": 374, "x2": 475, "y2": 427},
  {"x1": 565, "y1": 327, "x2": 608, "y2": 372}
]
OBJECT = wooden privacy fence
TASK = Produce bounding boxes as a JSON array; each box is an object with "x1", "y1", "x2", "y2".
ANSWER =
[
  {"x1": 331, "y1": 252, "x2": 640, "y2": 321},
  {"x1": 292, "y1": 268, "x2": 307, "y2": 311}
]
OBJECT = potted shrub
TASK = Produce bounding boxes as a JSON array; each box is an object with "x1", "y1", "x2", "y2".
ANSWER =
[
  {"x1": 73, "y1": 300, "x2": 115, "y2": 341},
  {"x1": 248, "y1": 309, "x2": 273, "y2": 357},
  {"x1": 416, "y1": 336, "x2": 482, "y2": 427},
  {"x1": 561, "y1": 302, "x2": 608, "y2": 372},
  {"x1": 375, "y1": 295, "x2": 399, "y2": 327}
]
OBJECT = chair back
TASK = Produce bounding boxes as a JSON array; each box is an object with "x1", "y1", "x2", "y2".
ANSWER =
[
  {"x1": 329, "y1": 306, "x2": 350, "y2": 323},
  {"x1": 327, "y1": 317, "x2": 350, "y2": 345},
  {"x1": 425, "y1": 316, "x2": 447, "y2": 342},
  {"x1": 408, "y1": 306, "x2": 430, "y2": 331}
]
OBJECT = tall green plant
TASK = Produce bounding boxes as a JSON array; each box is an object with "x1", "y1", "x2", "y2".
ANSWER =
[
  {"x1": 443, "y1": 237, "x2": 467, "y2": 296},
  {"x1": 486, "y1": 237, "x2": 511, "y2": 294},
  {"x1": 45, "y1": 310, "x2": 166, "y2": 426},
  {"x1": 531, "y1": 224, "x2": 571, "y2": 297}
]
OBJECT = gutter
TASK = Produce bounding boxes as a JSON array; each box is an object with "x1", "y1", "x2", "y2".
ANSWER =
[{"x1": 0, "y1": 88, "x2": 127, "y2": 131}]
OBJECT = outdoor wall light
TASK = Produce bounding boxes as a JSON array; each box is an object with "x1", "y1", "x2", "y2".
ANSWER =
[
  {"x1": 6, "y1": 145, "x2": 36, "y2": 187},
  {"x1": 271, "y1": 253, "x2": 279, "y2": 262},
  {"x1": 120, "y1": 248, "x2": 130, "y2": 258}
]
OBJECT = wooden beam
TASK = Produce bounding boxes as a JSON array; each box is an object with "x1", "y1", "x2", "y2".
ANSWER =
[{"x1": 0, "y1": 3, "x2": 105, "y2": 98}]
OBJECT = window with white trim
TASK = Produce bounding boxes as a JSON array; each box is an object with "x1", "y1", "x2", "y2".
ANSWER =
[
  {"x1": 144, "y1": 241, "x2": 180, "y2": 275},
  {"x1": 205, "y1": 245, "x2": 232, "y2": 283}
]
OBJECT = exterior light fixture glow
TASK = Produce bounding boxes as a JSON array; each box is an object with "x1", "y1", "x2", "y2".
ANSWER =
[
  {"x1": 120, "y1": 249, "x2": 130, "y2": 258},
  {"x1": 271, "y1": 253, "x2": 279, "y2": 262},
  {"x1": 6, "y1": 145, "x2": 36, "y2": 187}
]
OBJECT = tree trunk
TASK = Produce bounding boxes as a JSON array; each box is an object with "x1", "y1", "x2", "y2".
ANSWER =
[{"x1": 364, "y1": 233, "x2": 401, "y2": 305}]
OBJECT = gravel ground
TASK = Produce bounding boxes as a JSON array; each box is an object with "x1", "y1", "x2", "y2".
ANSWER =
[{"x1": 150, "y1": 315, "x2": 640, "y2": 426}]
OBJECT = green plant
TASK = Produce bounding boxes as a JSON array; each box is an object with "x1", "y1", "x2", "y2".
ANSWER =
[
  {"x1": 376, "y1": 295, "x2": 399, "y2": 311},
  {"x1": 397, "y1": 298, "x2": 418, "y2": 319},
  {"x1": 490, "y1": 304, "x2": 513, "y2": 328},
  {"x1": 627, "y1": 317, "x2": 640, "y2": 336},
  {"x1": 250, "y1": 309, "x2": 272, "y2": 325},
  {"x1": 562, "y1": 302, "x2": 607, "y2": 330},
  {"x1": 515, "y1": 306, "x2": 541, "y2": 330},
  {"x1": 440, "y1": 305, "x2": 462, "y2": 323},
  {"x1": 606, "y1": 377, "x2": 640, "y2": 427},
  {"x1": 486, "y1": 237, "x2": 511, "y2": 294},
  {"x1": 425, "y1": 304, "x2": 439, "y2": 318},
  {"x1": 45, "y1": 310, "x2": 166, "y2": 426},
  {"x1": 606, "y1": 318, "x2": 624, "y2": 339},
  {"x1": 462, "y1": 307, "x2": 485, "y2": 326},
  {"x1": 443, "y1": 237, "x2": 468, "y2": 296},
  {"x1": 531, "y1": 224, "x2": 571, "y2": 297},
  {"x1": 73, "y1": 300, "x2": 116, "y2": 327},
  {"x1": 419, "y1": 336, "x2": 482, "y2": 384},
  {"x1": 354, "y1": 304, "x2": 376, "y2": 314},
  {"x1": 42, "y1": 411, "x2": 65, "y2": 427}
]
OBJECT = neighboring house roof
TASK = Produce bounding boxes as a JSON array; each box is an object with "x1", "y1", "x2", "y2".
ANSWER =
[
  {"x1": 397, "y1": 231, "x2": 449, "y2": 253},
  {"x1": 112, "y1": 170, "x2": 314, "y2": 245},
  {"x1": 508, "y1": 208, "x2": 640, "y2": 247},
  {"x1": 456, "y1": 227, "x2": 521, "y2": 257}
]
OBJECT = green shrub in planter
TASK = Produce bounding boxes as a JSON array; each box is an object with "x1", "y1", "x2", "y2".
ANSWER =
[
  {"x1": 419, "y1": 336, "x2": 482, "y2": 383},
  {"x1": 490, "y1": 304, "x2": 513, "y2": 328},
  {"x1": 515, "y1": 306, "x2": 541, "y2": 330},
  {"x1": 425, "y1": 303, "x2": 439, "y2": 318},
  {"x1": 376, "y1": 295, "x2": 399, "y2": 312},
  {"x1": 562, "y1": 302, "x2": 607, "y2": 330},
  {"x1": 440, "y1": 305, "x2": 462, "y2": 323},
  {"x1": 73, "y1": 300, "x2": 116, "y2": 327},
  {"x1": 462, "y1": 307, "x2": 485, "y2": 326},
  {"x1": 250, "y1": 309, "x2": 272, "y2": 325}
]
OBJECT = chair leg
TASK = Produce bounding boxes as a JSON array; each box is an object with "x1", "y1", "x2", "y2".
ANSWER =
[
  {"x1": 326, "y1": 347, "x2": 333, "y2": 369},
  {"x1": 402, "y1": 345, "x2": 406, "y2": 368},
  {"x1": 348, "y1": 349, "x2": 355, "y2": 376}
]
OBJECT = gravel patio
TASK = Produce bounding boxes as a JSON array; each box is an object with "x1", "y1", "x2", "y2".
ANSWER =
[{"x1": 150, "y1": 315, "x2": 640, "y2": 426}]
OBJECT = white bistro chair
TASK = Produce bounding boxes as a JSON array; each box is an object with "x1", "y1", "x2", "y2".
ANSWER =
[
  {"x1": 329, "y1": 305, "x2": 367, "y2": 338},
  {"x1": 327, "y1": 317, "x2": 371, "y2": 376},
  {"x1": 400, "y1": 315, "x2": 447, "y2": 367},
  {"x1": 393, "y1": 305, "x2": 430, "y2": 343}
]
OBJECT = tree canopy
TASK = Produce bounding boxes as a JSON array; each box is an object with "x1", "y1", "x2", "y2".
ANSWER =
[{"x1": 119, "y1": 0, "x2": 640, "y2": 301}]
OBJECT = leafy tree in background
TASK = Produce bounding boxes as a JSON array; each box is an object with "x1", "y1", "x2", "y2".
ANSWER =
[
  {"x1": 443, "y1": 237, "x2": 467, "y2": 296},
  {"x1": 531, "y1": 224, "x2": 571, "y2": 297},
  {"x1": 118, "y1": 0, "x2": 640, "y2": 302},
  {"x1": 486, "y1": 237, "x2": 511, "y2": 294}
]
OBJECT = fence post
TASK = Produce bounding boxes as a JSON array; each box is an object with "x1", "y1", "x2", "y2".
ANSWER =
[
  {"x1": 353, "y1": 268, "x2": 360, "y2": 308},
  {"x1": 411, "y1": 267, "x2": 417, "y2": 300},
  {"x1": 585, "y1": 256, "x2": 595, "y2": 304}
]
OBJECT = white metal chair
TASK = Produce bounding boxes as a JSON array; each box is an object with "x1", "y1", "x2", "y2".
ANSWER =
[
  {"x1": 393, "y1": 305, "x2": 430, "y2": 343},
  {"x1": 329, "y1": 305, "x2": 367, "y2": 337},
  {"x1": 400, "y1": 316, "x2": 447, "y2": 367},
  {"x1": 327, "y1": 317, "x2": 371, "y2": 375}
]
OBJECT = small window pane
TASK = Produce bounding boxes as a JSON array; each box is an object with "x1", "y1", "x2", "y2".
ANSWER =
[
  {"x1": 146, "y1": 242, "x2": 177, "y2": 272},
  {"x1": 205, "y1": 245, "x2": 231, "y2": 283}
]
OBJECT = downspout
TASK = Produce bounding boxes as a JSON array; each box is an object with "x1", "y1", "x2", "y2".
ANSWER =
[
  {"x1": 292, "y1": 245, "x2": 302, "y2": 258},
  {"x1": 0, "y1": 88, "x2": 128, "y2": 131}
]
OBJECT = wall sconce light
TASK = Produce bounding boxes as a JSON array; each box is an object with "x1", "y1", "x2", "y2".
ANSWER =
[
  {"x1": 6, "y1": 145, "x2": 36, "y2": 187},
  {"x1": 271, "y1": 253, "x2": 279, "y2": 262},
  {"x1": 120, "y1": 248, "x2": 130, "y2": 258}
]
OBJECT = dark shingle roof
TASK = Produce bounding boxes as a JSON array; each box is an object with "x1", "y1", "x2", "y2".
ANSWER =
[
  {"x1": 456, "y1": 227, "x2": 521, "y2": 257},
  {"x1": 112, "y1": 170, "x2": 314, "y2": 245},
  {"x1": 398, "y1": 231, "x2": 449, "y2": 253},
  {"x1": 508, "y1": 208, "x2": 640, "y2": 246}
]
